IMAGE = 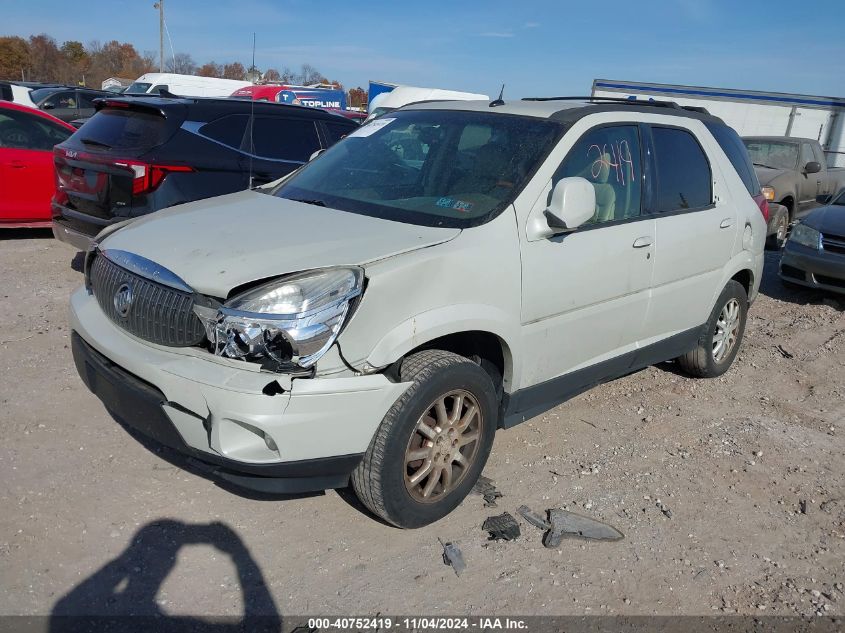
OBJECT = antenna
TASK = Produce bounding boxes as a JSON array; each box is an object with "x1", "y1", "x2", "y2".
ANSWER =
[
  {"x1": 489, "y1": 84, "x2": 505, "y2": 108},
  {"x1": 248, "y1": 32, "x2": 256, "y2": 190}
]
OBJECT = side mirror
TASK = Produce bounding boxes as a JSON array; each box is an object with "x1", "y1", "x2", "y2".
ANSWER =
[
  {"x1": 309, "y1": 149, "x2": 325, "y2": 162},
  {"x1": 816, "y1": 193, "x2": 832, "y2": 205},
  {"x1": 804, "y1": 161, "x2": 821, "y2": 174},
  {"x1": 41, "y1": 103, "x2": 55, "y2": 110},
  {"x1": 543, "y1": 177, "x2": 595, "y2": 235}
]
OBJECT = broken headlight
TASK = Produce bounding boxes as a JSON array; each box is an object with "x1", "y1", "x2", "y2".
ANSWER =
[{"x1": 205, "y1": 267, "x2": 363, "y2": 370}]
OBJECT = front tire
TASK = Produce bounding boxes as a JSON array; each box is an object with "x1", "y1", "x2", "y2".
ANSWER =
[
  {"x1": 766, "y1": 212, "x2": 789, "y2": 250},
  {"x1": 352, "y1": 349, "x2": 498, "y2": 528},
  {"x1": 677, "y1": 280, "x2": 748, "y2": 378}
]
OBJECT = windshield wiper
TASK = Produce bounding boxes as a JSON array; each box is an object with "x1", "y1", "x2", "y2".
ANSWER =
[
  {"x1": 79, "y1": 138, "x2": 112, "y2": 149},
  {"x1": 752, "y1": 162, "x2": 778, "y2": 169},
  {"x1": 291, "y1": 198, "x2": 326, "y2": 207}
]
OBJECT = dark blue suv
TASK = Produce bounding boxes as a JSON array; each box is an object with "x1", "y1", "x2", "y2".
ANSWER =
[{"x1": 52, "y1": 96, "x2": 358, "y2": 250}]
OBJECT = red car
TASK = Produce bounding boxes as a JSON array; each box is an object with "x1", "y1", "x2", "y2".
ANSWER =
[{"x1": 0, "y1": 101, "x2": 75, "y2": 228}]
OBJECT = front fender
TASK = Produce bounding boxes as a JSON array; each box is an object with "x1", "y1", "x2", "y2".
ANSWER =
[{"x1": 365, "y1": 303, "x2": 522, "y2": 390}]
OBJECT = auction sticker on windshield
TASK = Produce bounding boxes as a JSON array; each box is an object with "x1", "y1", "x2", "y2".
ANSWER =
[{"x1": 348, "y1": 118, "x2": 396, "y2": 138}]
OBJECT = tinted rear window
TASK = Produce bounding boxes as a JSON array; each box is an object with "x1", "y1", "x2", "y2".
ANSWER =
[
  {"x1": 705, "y1": 122, "x2": 759, "y2": 196},
  {"x1": 651, "y1": 126, "x2": 712, "y2": 212},
  {"x1": 76, "y1": 109, "x2": 172, "y2": 151},
  {"x1": 200, "y1": 114, "x2": 248, "y2": 148},
  {"x1": 248, "y1": 117, "x2": 320, "y2": 162}
]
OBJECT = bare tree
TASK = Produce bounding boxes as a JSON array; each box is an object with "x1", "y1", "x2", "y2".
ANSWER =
[{"x1": 166, "y1": 52, "x2": 197, "y2": 75}]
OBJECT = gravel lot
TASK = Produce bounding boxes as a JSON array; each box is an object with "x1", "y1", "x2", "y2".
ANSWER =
[{"x1": 1, "y1": 229, "x2": 843, "y2": 620}]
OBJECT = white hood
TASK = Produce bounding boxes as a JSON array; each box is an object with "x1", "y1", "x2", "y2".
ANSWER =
[{"x1": 100, "y1": 189, "x2": 460, "y2": 297}]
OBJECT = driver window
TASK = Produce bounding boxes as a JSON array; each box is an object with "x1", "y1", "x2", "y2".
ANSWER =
[
  {"x1": 44, "y1": 91, "x2": 76, "y2": 109},
  {"x1": 553, "y1": 125, "x2": 642, "y2": 224},
  {"x1": 800, "y1": 143, "x2": 815, "y2": 168}
]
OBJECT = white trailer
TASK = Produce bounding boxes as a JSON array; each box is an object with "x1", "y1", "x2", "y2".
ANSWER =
[{"x1": 592, "y1": 79, "x2": 845, "y2": 167}]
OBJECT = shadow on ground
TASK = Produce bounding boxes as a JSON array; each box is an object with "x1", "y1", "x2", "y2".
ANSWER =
[
  {"x1": 50, "y1": 519, "x2": 282, "y2": 632},
  {"x1": 0, "y1": 227, "x2": 53, "y2": 241}
]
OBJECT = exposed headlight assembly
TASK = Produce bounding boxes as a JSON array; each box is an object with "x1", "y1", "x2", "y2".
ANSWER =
[
  {"x1": 788, "y1": 223, "x2": 821, "y2": 250},
  {"x1": 204, "y1": 267, "x2": 364, "y2": 371}
]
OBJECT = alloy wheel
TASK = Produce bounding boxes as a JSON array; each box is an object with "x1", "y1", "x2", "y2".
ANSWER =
[
  {"x1": 404, "y1": 389, "x2": 483, "y2": 503},
  {"x1": 712, "y1": 298, "x2": 741, "y2": 362}
]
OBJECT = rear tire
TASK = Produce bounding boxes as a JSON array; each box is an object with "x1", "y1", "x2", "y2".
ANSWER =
[
  {"x1": 352, "y1": 350, "x2": 497, "y2": 528},
  {"x1": 678, "y1": 280, "x2": 748, "y2": 378}
]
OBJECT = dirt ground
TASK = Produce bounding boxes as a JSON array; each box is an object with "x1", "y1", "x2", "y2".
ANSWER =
[{"x1": 1, "y1": 229, "x2": 843, "y2": 621}]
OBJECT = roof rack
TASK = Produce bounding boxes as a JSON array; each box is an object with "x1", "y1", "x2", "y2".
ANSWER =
[
  {"x1": 521, "y1": 96, "x2": 711, "y2": 115},
  {"x1": 522, "y1": 95, "x2": 680, "y2": 108}
]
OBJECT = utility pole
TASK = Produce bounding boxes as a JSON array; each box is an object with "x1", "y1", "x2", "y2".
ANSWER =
[{"x1": 154, "y1": 0, "x2": 164, "y2": 72}]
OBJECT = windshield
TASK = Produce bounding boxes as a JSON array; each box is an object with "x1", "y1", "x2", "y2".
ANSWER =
[
  {"x1": 125, "y1": 82, "x2": 152, "y2": 95},
  {"x1": 273, "y1": 109, "x2": 563, "y2": 228},
  {"x1": 833, "y1": 189, "x2": 845, "y2": 206},
  {"x1": 29, "y1": 87, "x2": 63, "y2": 103},
  {"x1": 742, "y1": 140, "x2": 799, "y2": 170}
]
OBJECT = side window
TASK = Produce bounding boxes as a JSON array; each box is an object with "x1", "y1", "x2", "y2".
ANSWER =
[
  {"x1": 0, "y1": 110, "x2": 70, "y2": 150},
  {"x1": 249, "y1": 117, "x2": 321, "y2": 162},
  {"x1": 812, "y1": 143, "x2": 826, "y2": 167},
  {"x1": 324, "y1": 121, "x2": 354, "y2": 145},
  {"x1": 151, "y1": 85, "x2": 169, "y2": 95},
  {"x1": 651, "y1": 127, "x2": 712, "y2": 212},
  {"x1": 705, "y1": 122, "x2": 760, "y2": 196},
  {"x1": 42, "y1": 90, "x2": 76, "y2": 109},
  {"x1": 77, "y1": 91, "x2": 97, "y2": 109},
  {"x1": 552, "y1": 125, "x2": 642, "y2": 224},
  {"x1": 199, "y1": 114, "x2": 249, "y2": 148},
  {"x1": 800, "y1": 143, "x2": 816, "y2": 168}
]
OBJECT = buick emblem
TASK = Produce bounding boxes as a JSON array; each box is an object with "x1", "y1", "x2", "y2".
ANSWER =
[{"x1": 114, "y1": 283, "x2": 134, "y2": 318}]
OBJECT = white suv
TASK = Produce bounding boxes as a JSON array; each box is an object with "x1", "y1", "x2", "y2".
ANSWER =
[{"x1": 70, "y1": 97, "x2": 766, "y2": 528}]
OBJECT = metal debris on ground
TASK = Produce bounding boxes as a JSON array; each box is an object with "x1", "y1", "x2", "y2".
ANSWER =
[
  {"x1": 517, "y1": 505, "x2": 624, "y2": 547},
  {"x1": 517, "y1": 505, "x2": 551, "y2": 531},
  {"x1": 776, "y1": 344, "x2": 795, "y2": 359},
  {"x1": 471, "y1": 475, "x2": 503, "y2": 507},
  {"x1": 656, "y1": 499, "x2": 673, "y2": 519},
  {"x1": 482, "y1": 512, "x2": 521, "y2": 541},
  {"x1": 440, "y1": 540, "x2": 466, "y2": 576}
]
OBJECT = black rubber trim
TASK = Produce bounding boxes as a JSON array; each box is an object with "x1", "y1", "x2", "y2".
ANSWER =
[
  {"x1": 502, "y1": 325, "x2": 704, "y2": 428},
  {"x1": 71, "y1": 332, "x2": 362, "y2": 492}
]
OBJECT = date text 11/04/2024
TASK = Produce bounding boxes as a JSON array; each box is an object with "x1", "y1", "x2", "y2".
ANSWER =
[{"x1": 307, "y1": 617, "x2": 528, "y2": 630}]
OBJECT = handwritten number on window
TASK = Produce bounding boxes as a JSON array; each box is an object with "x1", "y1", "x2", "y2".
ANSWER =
[{"x1": 587, "y1": 139, "x2": 635, "y2": 186}]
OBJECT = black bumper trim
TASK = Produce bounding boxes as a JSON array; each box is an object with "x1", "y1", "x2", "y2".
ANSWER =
[{"x1": 71, "y1": 332, "x2": 362, "y2": 493}]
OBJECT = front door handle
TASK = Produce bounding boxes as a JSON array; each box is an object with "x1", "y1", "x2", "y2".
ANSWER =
[
  {"x1": 720, "y1": 218, "x2": 734, "y2": 229},
  {"x1": 632, "y1": 236, "x2": 652, "y2": 248},
  {"x1": 9, "y1": 161, "x2": 27, "y2": 169}
]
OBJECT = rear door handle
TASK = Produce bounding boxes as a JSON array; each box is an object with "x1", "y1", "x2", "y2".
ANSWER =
[
  {"x1": 632, "y1": 236, "x2": 652, "y2": 248},
  {"x1": 720, "y1": 218, "x2": 734, "y2": 229}
]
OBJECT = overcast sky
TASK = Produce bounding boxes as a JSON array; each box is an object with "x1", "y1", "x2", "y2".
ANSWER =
[{"x1": 4, "y1": 0, "x2": 844, "y2": 98}]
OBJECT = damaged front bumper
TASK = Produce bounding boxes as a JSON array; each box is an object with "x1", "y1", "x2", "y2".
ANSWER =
[{"x1": 70, "y1": 287, "x2": 410, "y2": 493}]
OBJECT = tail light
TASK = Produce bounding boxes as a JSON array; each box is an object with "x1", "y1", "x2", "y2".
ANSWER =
[
  {"x1": 113, "y1": 159, "x2": 195, "y2": 195},
  {"x1": 53, "y1": 147, "x2": 194, "y2": 198},
  {"x1": 752, "y1": 193, "x2": 769, "y2": 223}
]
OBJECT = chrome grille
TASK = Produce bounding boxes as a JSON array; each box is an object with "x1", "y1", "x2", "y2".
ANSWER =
[
  {"x1": 89, "y1": 253, "x2": 206, "y2": 347},
  {"x1": 821, "y1": 232, "x2": 845, "y2": 256}
]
